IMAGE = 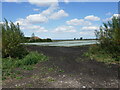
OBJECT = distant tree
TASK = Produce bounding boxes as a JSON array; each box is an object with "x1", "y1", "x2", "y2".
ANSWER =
[
  {"x1": 74, "y1": 38, "x2": 76, "y2": 40},
  {"x1": 80, "y1": 37, "x2": 83, "y2": 40},
  {"x1": 46, "y1": 38, "x2": 52, "y2": 42},
  {"x1": 31, "y1": 33, "x2": 35, "y2": 38}
]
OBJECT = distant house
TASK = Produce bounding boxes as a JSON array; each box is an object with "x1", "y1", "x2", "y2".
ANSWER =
[
  {"x1": 30, "y1": 33, "x2": 40, "y2": 40},
  {"x1": 32, "y1": 36, "x2": 40, "y2": 40}
]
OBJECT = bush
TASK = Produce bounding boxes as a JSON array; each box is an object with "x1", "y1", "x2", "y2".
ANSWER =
[
  {"x1": 23, "y1": 52, "x2": 47, "y2": 65},
  {"x1": 2, "y1": 19, "x2": 28, "y2": 58}
]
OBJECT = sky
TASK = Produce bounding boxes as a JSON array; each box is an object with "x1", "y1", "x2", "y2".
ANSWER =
[{"x1": 1, "y1": 0, "x2": 119, "y2": 39}]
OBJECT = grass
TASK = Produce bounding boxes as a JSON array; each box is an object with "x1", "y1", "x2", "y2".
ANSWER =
[
  {"x1": 59, "y1": 69, "x2": 64, "y2": 73},
  {"x1": 47, "y1": 78, "x2": 55, "y2": 82},
  {"x1": 31, "y1": 75, "x2": 39, "y2": 79},
  {"x1": 21, "y1": 65, "x2": 34, "y2": 70},
  {"x1": 27, "y1": 84, "x2": 33, "y2": 87},
  {"x1": 48, "y1": 67, "x2": 54, "y2": 72},
  {"x1": 84, "y1": 44, "x2": 120, "y2": 64},
  {"x1": 15, "y1": 76, "x2": 23, "y2": 80},
  {"x1": 2, "y1": 51, "x2": 48, "y2": 80}
]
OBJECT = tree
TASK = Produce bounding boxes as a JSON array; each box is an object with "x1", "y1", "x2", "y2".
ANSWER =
[
  {"x1": 74, "y1": 38, "x2": 76, "y2": 40},
  {"x1": 95, "y1": 16, "x2": 120, "y2": 58},
  {"x1": 31, "y1": 33, "x2": 35, "y2": 38},
  {"x1": 2, "y1": 19, "x2": 28, "y2": 58},
  {"x1": 80, "y1": 37, "x2": 83, "y2": 40},
  {"x1": 95, "y1": 16, "x2": 120, "y2": 46}
]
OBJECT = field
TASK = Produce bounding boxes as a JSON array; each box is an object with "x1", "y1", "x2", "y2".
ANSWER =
[{"x1": 2, "y1": 45, "x2": 119, "y2": 88}]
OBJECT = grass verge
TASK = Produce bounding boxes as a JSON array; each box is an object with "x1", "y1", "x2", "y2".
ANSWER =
[{"x1": 2, "y1": 51, "x2": 48, "y2": 80}]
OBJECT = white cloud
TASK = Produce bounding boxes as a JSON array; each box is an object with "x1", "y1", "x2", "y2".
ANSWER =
[
  {"x1": 41, "y1": 4, "x2": 59, "y2": 16},
  {"x1": 50, "y1": 10, "x2": 69, "y2": 20},
  {"x1": 15, "y1": 3, "x2": 68, "y2": 25},
  {"x1": 64, "y1": 0, "x2": 69, "y2": 3},
  {"x1": 20, "y1": 24, "x2": 48, "y2": 32},
  {"x1": 0, "y1": 22, "x2": 4, "y2": 24},
  {"x1": 35, "y1": 28, "x2": 48, "y2": 32},
  {"x1": 14, "y1": 2, "x2": 69, "y2": 34},
  {"x1": 26, "y1": 14, "x2": 48, "y2": 24},
  {"x1": 103, "y1": 17, "x2": 112, "y2": 22},
  {"x1": 103, "y1": 14, "x2": 120, "y2": 22},
  {"x1": 15, "y1": 4, "x2": 57, "y2": 24},
  {"x1": 15, "y1": 19, "x2": 48, "y2": 33},
  {"x1": 2, "y1": 0, "x2": 21, "y2": 2},
  {"x1": 113, "y1": 14, "x2": 120, "y2": 18},
  {"x1": 66, "y1": 18, "x2": 92, "y2": 26},
  {"x1": 2, "y1": 0, "x2": 120, "y2": 2},
  {"x1": 81, "y1": 26, "x2": 99, "y2": 30},
  {"x1": 28, "y1": 0, "x2": 58, "y2": 7},
  {"x1": 53, "y1": 26, "x2": 76, "y2": 33},
  {"x1": 15, "y1": 18, "x2": 30, "y2": 26},
  {"x1": 106, "y1": 12, "x2": 112, "y2": 16},
  {"x1": 79, "y1": 31, "x2": 95, "y2": 37},
  {"x1": 33, "y1": 8, "x2": 40, "y2": 11},
  {"x1": 84, "y1": 15, "x2": 100, "y2": 21}
]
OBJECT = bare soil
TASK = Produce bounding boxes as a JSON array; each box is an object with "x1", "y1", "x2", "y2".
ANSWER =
[{"x1": 2, "y1": 45, "x2": 119, "y2": 88}]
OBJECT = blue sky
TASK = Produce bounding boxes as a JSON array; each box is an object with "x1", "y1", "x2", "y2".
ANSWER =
[{"x1": 1, "y1": 1, "x2": 119, "y2": 39}]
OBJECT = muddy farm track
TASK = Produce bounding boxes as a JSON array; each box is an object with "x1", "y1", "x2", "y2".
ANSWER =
[{"x1": 3, "y1": 45, "x2": 119, "y2": 88}]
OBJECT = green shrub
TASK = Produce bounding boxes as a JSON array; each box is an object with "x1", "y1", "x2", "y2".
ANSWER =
[
  {"x1": 23, "y1": 52, "x2": 47, "y2": 65},
  {"x1": 2, "y1": 19, "x2": 28, "y2": 58}
]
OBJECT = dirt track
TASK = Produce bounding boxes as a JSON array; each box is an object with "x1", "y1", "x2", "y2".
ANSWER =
[{"x1": 3, "y1": 45, "x2": 119, "y2": 88}]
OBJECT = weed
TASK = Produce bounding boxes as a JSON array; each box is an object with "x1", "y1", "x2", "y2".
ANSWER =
[
  {"x1": 48, "y1": 68, "x2": 54, "y2": 72},
  {"x1": 59, "y1": 69, "x2": 64, "y2": 73},
  {"x1": 16, "y1": 76, "x2": 23, "y2": 80}
]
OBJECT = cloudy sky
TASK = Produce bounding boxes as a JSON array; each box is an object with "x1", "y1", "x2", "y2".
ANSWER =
[{"x1": 1, "y1": 0, "x2": 119, "y2": 39}]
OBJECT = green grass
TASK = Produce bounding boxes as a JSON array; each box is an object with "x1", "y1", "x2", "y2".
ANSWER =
[
  {"x1": 15, "y1": 76, "x2": 23, "y2": 80},
  {"x1": 21, "y1": 65, "x2": 34, "y2": 70},
  {"x1": 2, "y1": 51, "x2": 48, "y2": 80},
  {"x1": 59, "y1": 69, "x2": 64, "y2": 73}
]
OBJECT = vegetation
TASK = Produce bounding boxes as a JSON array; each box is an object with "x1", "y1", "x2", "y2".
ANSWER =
[
  {"x1": 74, "y1": 37, "x2": 83, "y2": 40},
  {"x1": 86, "y1": 17, "x2": 120, "y2": 64},
  {"x1": 1, "y1": 19, "x2": 48, "y2": 80},
  {"x1": 2, "y1": 19, "x2": 28, "y2": 58},
  {"x1": 24, "y1": 33, "x2": 52, "y2": 43},
  {"x1": 29, "y1": 38, "x2": 52, "y2": 42},
  {"x1": 2, "y1": 51, "x2": 48, "y2": 80}
]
